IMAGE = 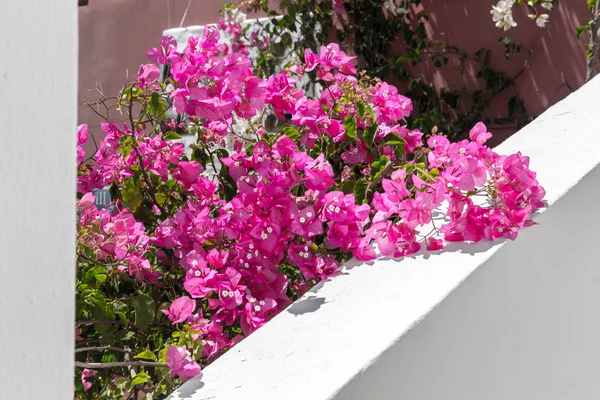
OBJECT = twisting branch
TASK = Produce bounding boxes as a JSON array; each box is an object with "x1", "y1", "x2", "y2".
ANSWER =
[
  {"x1": 75, "y1": 361, "x2": 167, "y2": 369},
  {"x1": 76, "y1": 319, "x2": 130, "y2": 327},
  {"x1": 126, "y1": 94, "x2": 167, "y2": 215},
  {"x1": 75, "y1": 346, "x2": 134, "y2": 354}
]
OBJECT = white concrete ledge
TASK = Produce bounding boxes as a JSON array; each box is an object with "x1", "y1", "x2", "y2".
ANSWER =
[{"x1": 168, "y1": 76, "x2": 600, "y2": 400}]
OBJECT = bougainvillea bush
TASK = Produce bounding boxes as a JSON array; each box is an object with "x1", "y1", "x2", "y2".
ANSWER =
[{"x1": 75, "y1": 27, "x2": 545, "y2": 399}]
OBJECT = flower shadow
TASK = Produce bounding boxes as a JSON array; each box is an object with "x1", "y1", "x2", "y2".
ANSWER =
[
  {"x1": 287, "y1": 294, "x2": 327, "y2": 316},
  {"x1": 343, "y1": 237, "x2": 508, "y2": 271},
  {"x1": 384, "y1": 238, "x2": 508, "y2": 264},
  {"x1": 170, "y1": 373, "x2": 205, "y2": 399}
]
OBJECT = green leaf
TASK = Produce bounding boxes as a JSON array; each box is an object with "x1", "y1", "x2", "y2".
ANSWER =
[
  {"x1": 343, "y1": 114, "x2": 357, "y2": 140},
  {"x1": 371, "y1": 156, "x2": 391, "y2": 180},
  {"x1": 149, "y1": 92, "x2": 169, "y2": 121},
  {"x1": 385, "y1": 133, "x2": 407, "y2": 147},
  {"x1": 99, "y1": 332, "x2": 115, "y2": 346},
  {"x1": 164, "y1": 179, "x2": 177, "y2": 190},
  {"x1": 163, "y1": 131, "x2": 181, "y2": 140},
  {"x1": 357, "y1": 102, "x2": 366, "y2": 119},
  {"x1": 84, "y1": 266, "x2": 108, "y2": 284},
  {"x1": 116, "y1": 330, "x2": 136, "y2": 341},
  {"x1": 149, "y1": 92, "x2": 160, "y2": 116},
  {"x1": 133, "y1": 294, "x2": 155, "y2": 330},
  {"x1": 101, "y1": 351, "x2": 119, "y2": 364},
  {"x1": 370, "y1": 160, "x2": 382, "y2": 177},
  {"x1": 113, "y1": 300, "x2": 129, "y2": 326},
  {"x1": 113, "y1": 300, "x2": 128, "y2": 313},
  {"x1": 215, "y1": 148, "x2": 229, "y2": 159},
  {"x1": 340, "y1": 179, "x2": 356, "y2": 194},
  {"x1": 155, "y1": 192, "x2": 167, "y2": 207},
  {"x1": 281, "y1": 126, "x2": 300, "y2": 140},
  {"x1": 191, "y1": 147, "x2": 209, "y2": 166},
  {"x1": 354, "y1": 180, "x2": 368, "y2": 204},
  {"x1": 192, "y1": 342, "x2": 204, "y2": 361},
  {"x1": 113, "y1": 377, "x2": 128, "y2": 387},
  {"x1": 576, "y1": 25, "x2": 586, "y2": 39},
  {"x1": 131, "y1": 86, "x2": 142, "y2": 98},
  {"x1": 122, "y1": 178, "x2": 143, "y2": 212},
  {"x1": 120, "y1": 86, "x2": 142, "y2": 104},
  {"x1": 363, "y1": 123, "x2": 378, "y2": 148},
  {"x1": 91, "y1": 299, "x2": 114, "y2": 334},
  {"x1": 134, "y1": 350, "x2": 157, "y2": 362},
  {"x1": 158, "y1": 347, "x2": 168, "y2": 363},
  {"x1": 131, "y1": 372, "x2": 149, "y2": 386}
]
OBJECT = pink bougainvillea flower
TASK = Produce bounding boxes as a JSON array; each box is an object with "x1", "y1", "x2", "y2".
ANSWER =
[
  {"x1": 81, "y1": 368, "x2": 96, "y2": 391},
  {"x1": 426, "y1": 237, "x2": 444, "y2": 251},
  {"x1": 77, "y1": 192, "x2": 96, "y2": 214},
  {"x1": 304, "y1": 48, "x2": 320, "y2": 71},
  {"x1": 174, "y1": 161, "x2": 204, "y2": 190},
  {"x1": 162, "y1": 296, "x2": 196, "y2": 324},
  {"x1": 166, "y1": 345, "x2": 201, "y2": 379},
  {"x1": 77, "y1": 124, "x2": 88, "y2": 164},
  {"x1": 304, "y1": 154, "x2": 335, "y2": 190},
  {"x1": 146, "y1": 35, "x2": 177, "y2": 64},
  {"x1": 137, "y1": 63, "x2": 161, "y2": 89},
  {"x1": 291, "y1": 206, "x2": 323, "y2": 237},
  {"x1": 469, "y1": 122, "x2": 493, "y2": 144}
]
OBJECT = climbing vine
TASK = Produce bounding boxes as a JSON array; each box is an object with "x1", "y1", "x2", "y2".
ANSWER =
[{"x1": 223, "y1": 0, "x2": 535, "y2": 141}]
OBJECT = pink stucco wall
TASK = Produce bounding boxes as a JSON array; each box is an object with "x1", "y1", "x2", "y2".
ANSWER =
[
  {"x1": 79, "y1": 0, "x2": 226, "y2": 147},
  {"x1": 407, "y1": 0, "x2": 591, "y2": 145},
  {"x1": 78, "y1": 0, "x2": 592, "y2": 149}
]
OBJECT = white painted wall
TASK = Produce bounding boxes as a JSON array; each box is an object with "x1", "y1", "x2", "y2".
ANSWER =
[
  {"x1": 168, "y1": 76, "x2": 600, "y2": 400},
  {"x1": 0, "y1": 2, "x2": 77, "y2": 399}
]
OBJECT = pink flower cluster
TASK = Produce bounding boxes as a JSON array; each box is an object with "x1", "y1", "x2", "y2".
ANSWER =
[
  {"x1": 77, "y1": 192, "x2": 159, "y2": 282},
  {"x1": 76, "y1": 29, "x2": 545, "y2": 388},
  {"x1": 370, "y1": 122, "x2": 545, "y2": 257}
]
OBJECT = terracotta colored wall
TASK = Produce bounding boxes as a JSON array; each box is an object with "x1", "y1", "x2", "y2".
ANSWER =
[{"x1": 78, "y1": 0, "x2": 593, "y2": 149}]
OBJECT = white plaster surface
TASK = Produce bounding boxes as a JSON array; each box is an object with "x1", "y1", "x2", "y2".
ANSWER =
[
  {"x1": 0, "y1": 1, "x2": 77, "y2": 399},
  {"x1": 167, "y1": 79, "x2": 600, "y2": 399}
]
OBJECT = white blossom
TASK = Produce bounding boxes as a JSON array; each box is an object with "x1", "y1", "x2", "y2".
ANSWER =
[
  {"x1": 491, "y1": 0, "x2": 518, "y2": 31},
  {"x1": 536, "y1": 14, "x2": 549, "y2": 27},
  {"x1": 225, "y1": 8, "x2": 247, "y2": 24},
  {"x1": 541, "y1": 1, "x2": 553, "y2": 10}
]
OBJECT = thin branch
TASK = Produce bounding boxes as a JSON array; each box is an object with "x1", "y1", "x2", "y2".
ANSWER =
[
  {"x1": 75, "y1": 361, "x2": 167, "y2": 369},
  {"x1": 75, "y1": 346, "x2": 134, "y2": 354},
  {"x1": 76, "y1": 320, "x2": 127, "y2": 326},
  {"x1": 77, "y1": 252, "x2": 127, "y2": 267},
  {"x1": 126, "y1": 96, "x2": 167, "y2": 215},
  {"x1": 81, "y1": 99, "x2": 111, "y2": 123},
  {"x1": 559, "y1": 72, "x2": 574, "y2": 93}
]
